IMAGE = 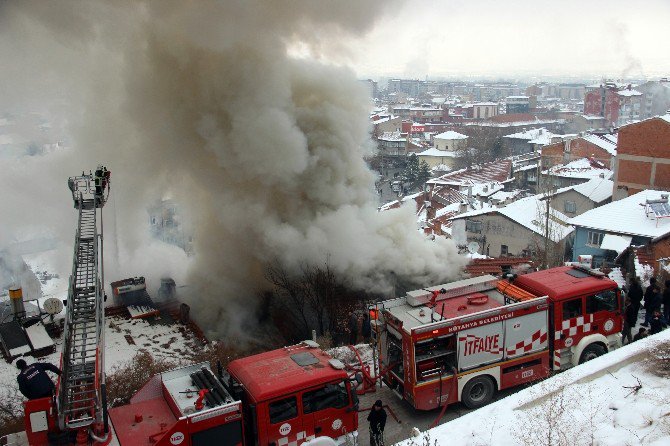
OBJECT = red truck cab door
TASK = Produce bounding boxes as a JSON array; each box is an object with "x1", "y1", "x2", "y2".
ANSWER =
[
  {"x1": 262, "y1": 395, "x2": 303, "y2": 446},
  {"x1": 301, "y1": 381, "x2": 355, "y2": 440},
  {"x1": 585, "y1": 289, "x2": 621, "y2": 336}
]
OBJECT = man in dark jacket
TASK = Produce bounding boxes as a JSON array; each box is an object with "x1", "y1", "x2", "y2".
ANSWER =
[
  {"x1": 663, "y1": 280, "x2": 670, "y2": 323},
  {"x1": 16, "y1": 359, "x2": 61, "y2": 400},
  {"x1": 642, "y1": 279, "x2": 660, "y2": 327},
  {"x1": 367, "y1": 399, "x2": 387, "y2": 446},
  {"x1": 622, "y1": 298, "x2": 637, "y2": 345},
  {"x1": 628, "y1": 276, "x2": 643, "y2": 314}
]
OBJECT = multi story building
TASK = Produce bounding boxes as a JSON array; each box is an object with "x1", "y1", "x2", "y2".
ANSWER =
[
  {"x1": 506, "y1": 96, "x2": 530, "y2": 114},
  {"x1": 613, "y1": 115, "x2": 670, "y2": 198}
]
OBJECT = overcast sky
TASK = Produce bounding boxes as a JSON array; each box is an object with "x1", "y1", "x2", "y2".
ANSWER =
[{"x1": 335, "y1": 0, "x2": 670, "y2": 80}]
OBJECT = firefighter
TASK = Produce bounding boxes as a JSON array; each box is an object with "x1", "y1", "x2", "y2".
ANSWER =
[
  {"x1": 16, "y1": 359, "x2": 61, "y2": 400},
  {"x1": 367, "y1": 399, "x2": 387, "y2": 446}
]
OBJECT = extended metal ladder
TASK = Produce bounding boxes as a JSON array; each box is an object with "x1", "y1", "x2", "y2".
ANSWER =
[{"x1": 58, "y1": 170, "x2": 109, "y2": 431}]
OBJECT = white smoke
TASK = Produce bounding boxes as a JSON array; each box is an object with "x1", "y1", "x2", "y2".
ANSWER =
[{"x1": 0, "y1": 1, "x2": 466, "y2": 336}]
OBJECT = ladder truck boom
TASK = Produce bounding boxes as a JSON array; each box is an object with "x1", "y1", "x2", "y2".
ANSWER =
[{"x1": 58, "y1": 166, "x2": 111, "y2": 438}]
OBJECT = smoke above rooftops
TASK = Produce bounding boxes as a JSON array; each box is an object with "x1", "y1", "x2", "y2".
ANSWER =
[{"x1": 0, "y1": 1, "x2": 465, "y2": 336}]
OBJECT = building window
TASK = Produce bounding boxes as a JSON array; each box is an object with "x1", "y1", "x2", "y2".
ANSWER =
[
  {"x1": 564, "y1": 201, "x2": 577, "y2": 213},
  {"x1": 501, "y1": 245, "x2": 508, "y2": 256},
  {"x1": 465, "y1": 220, "x2": 482, "y2": 233},
  {"x1": 586, "y1": 231, "x2": 604, "y2": 247}
]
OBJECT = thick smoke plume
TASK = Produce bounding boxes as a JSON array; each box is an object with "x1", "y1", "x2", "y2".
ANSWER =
[{"x1": 0, "y1": 1, "x2": 465, "y2": 336}]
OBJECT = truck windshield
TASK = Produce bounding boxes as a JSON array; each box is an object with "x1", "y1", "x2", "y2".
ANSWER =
[
  {"x1": 586, "y1": 290, "x2": 618, "y2": 313},
  {"x1": 302, "y1": 382, "x2": 348, "y2": 413}
]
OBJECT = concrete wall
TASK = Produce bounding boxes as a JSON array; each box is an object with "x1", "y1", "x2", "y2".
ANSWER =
[
  {"x1": 452, "y1": 213, "x2": 560, "y2": 258},
  {"x1": 550, "y1": 189, "x2": 598, "y2": 218},
  {"x1": 542, "y1": 138, "x2": 614, "y2": 169}
]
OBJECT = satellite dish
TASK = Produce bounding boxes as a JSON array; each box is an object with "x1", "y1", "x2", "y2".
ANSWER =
[
  {"x1": 467, "y1": 241, "x2": 480, "y2": 254},
  {"x1": 43, "y1": 297, "x2": 64, "y2": 315}
]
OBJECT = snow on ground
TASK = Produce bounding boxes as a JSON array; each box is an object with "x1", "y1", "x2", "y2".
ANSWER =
[
  {"x1": 0, "y1": 315, "x2": 200, "y2": 389},
  {"x1": 400, "y1": 330, "x2": 670, "y2": 446}
]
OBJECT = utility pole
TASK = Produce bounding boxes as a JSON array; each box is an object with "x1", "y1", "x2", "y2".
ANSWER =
[{"x1": 543, "y1": 193, "x2": 551, "y2": 270}]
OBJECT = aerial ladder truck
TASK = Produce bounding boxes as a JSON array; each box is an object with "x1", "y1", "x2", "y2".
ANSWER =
[{"x1": 17, "y1": 167, "x2": 112, "y2": 445}]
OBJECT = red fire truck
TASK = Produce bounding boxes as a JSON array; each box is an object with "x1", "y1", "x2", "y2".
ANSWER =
[
  {"x1": 371, "y1": 265, "x2": 622, "y2": 411},
  {"x1": 14, "y1": 340, "x2": 359, "y2": 446}
]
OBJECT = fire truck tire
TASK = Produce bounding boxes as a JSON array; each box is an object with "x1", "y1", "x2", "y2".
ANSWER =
[
  {"x1": 579, "y1": 343, "x2": 606, "y2": 364},
  {"x1": 461, "y1": 376, "x2": 495, "y2": 409}
]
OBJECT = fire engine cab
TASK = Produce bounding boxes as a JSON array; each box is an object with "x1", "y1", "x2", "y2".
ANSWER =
[{"x1": 371, "y1": 265, "x2": 622, "y2": 411}]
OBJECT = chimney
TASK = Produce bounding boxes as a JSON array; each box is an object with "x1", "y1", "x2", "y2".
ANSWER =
[
  {"x1": 459, "y1": 201, "x2": 468, "y2": 213},
  {"x1": 9, "y1": 286, "x2": 26, "y2": 319}
]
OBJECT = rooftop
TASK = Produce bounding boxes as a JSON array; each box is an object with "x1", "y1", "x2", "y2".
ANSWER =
[
  {"x1": 227, "y1": 342, "x2": 347, "y2": 401},
  {"x1": 568, "y1": 190, "x2": 670, "y2": 238},
  {"x1": 434, "y1": 130, "x2": 468, "y2": 140},
  {"x1": 451, "y1": 194, "x2": 574, "y2": 242},
  {"x1": 551, "y1": 178, "x2": 613, "y2": 204},
  {"x1": 543, "y1": 157, "x2": 613, "y2": 180},
  {"x1": 581, "y1": 133, "x2": 617, "y2": 156},
  {"x1": 427, "y1": 159, "x2": 512, "y2": 186},
  {"x1": 417, "y1": 147, "x2": 459, "y2": 157}
]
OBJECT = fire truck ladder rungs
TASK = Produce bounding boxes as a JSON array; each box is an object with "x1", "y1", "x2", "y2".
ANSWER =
[{"x1": 58, "y1": 187, "x2": 105, "y2": 431}]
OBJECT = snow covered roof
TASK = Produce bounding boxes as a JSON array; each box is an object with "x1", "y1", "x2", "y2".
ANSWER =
[
  {"x1": 434, "y1": 130, "x2": 468, "y2": 140},
  {"x1": 617, "y1": 89, "x2": 642, "y2": 97},
  {"x1": 417, "y1": 147, "x2": 459, "y2": 157},
  {"x1": 581, "y1": 114, "x2": 606, "y2": 121},
  {"x1": 567, "y1": 178, "x2": 613, "y2": 203},
  {"x1": 514, "y1": 163, "x2": 539, "y2": 172},
  {"x1": 577, "y1": 133, "x2": 618, "y2": 156},
  {"x1": 528, "y1": 132, "x2": 573, "y2": 146},
  {"x1": 427, "y1": 159, "x2": 512, "y2": 186},
  {"x1": 431, "y1": 163, "x2": 452, "y2": 173},
  {"x1": 543, "y1": 158, "x2": 613, "y2": 180},
  {"x1": 451, "y1": 194, "x2": 574, "y2": 242},
  {"x1": 378, "y1": 131, "x2": 405, "y2": 142},
  {"x1": 503, "y1": 127, "x2": 550, "y2": 141},
  {"x1": 568, "y1": 190, "x2": 670, "y2": 238},
  {"x1": 371, "y1": 115, "x2": 398, "y2": 124}
]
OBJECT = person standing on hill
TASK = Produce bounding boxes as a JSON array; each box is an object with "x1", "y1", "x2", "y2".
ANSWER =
[
  {"x1": 622, "y1": 298, "x2": 637, "y2": 345},
  {"x1": 628, "y1": 276, "x2": 643, "y2": 314},
  {"x1": 642, "y1": 278, "x2": 659, "y2": 327},
  {"x1": 663, "y1": 279, "x2": 670, "y2": 323}
]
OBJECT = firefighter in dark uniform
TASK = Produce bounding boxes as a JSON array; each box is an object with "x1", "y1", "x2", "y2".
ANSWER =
[{"x1": 16, "y1": 359, "x2": 61, "y2": 400}]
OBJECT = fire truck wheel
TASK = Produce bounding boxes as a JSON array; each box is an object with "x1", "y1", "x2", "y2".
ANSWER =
[
  {"x1": 579, "y1": 344, "x2": 606, "y2": 364},
  {"x1": 462, "y1": 376, "x2": 495, "y2": 409}
]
